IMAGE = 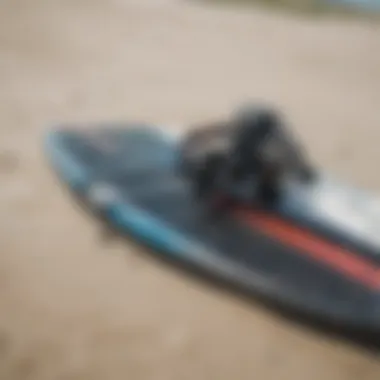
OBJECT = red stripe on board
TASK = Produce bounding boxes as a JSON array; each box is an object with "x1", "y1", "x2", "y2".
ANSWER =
[{"x1": 236, "y1": 209, "x2": 380, "y2": 290}]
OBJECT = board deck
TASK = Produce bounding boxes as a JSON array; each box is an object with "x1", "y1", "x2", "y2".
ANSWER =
[{"x1": 44, "y1": 125, "x2": 380, "y2": 332}]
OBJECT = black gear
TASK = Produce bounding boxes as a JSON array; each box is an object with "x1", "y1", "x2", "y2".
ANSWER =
[{"x1": 229, "y1": 105, "x2": 282, "y2": 181}]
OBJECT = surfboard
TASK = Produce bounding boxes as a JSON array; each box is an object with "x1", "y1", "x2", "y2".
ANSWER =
[{"x1": 44, "y1": 124, "x2": 380, "y2": 332}]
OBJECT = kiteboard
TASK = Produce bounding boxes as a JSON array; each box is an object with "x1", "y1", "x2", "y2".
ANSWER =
[{"x1": 44, "y1": 124, "x2": 380, "y2": 333}]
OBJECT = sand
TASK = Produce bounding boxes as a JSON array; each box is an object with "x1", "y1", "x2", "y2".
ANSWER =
[{"x1": 0, "y1": 0, "x2": 379, "y2": 379}]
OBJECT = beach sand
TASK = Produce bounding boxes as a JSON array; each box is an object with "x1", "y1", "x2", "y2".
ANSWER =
[{"x1": 0, "y1": 1, "x2": 379, "y2": 379}]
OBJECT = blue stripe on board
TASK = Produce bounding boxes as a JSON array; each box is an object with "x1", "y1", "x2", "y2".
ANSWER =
[
  {"x1": 44, "y1": 130, "x2": 89, "y2": 190},
  {"x1": 107, "y1": 203, "x2": 204, "y2": 258}
]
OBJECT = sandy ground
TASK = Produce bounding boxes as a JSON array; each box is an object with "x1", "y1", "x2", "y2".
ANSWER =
[{"x1": 0, "y1": 0, "x2": 380, "y2": 379}]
